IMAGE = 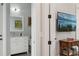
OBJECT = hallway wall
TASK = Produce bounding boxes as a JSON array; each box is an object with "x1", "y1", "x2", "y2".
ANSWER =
[
  {"x1": 76, "y1": 4, "x2": 79, "y2": 40},
  {"x1": 52, "y1": 3, "x2": 76, "y2": 55}
]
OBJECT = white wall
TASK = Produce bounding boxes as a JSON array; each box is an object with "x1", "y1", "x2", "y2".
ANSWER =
[
  {"x1": 56, "y1": 32, "x2": 76, "y2": 40},
  {"x1": 76, "y1": 4, "x2": 79, "y2": 40}
]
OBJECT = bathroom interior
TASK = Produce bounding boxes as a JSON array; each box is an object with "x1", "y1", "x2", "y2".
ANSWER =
[{"x1": 10, "y1": 3, "x2": 31, "y2": 56}]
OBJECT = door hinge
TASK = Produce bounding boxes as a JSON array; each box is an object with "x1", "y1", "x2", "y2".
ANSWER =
[
  {"x1": 1, "y1": 3, "x2": 3, "y2": 6},
  {"x1": 48, "y1": 14, "x2": 51, "y2": 19},
  {"x1": 48, "y1": 41, "x2": 51, "y2": 45}
]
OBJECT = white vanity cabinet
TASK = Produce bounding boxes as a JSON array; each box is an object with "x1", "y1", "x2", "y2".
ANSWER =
[{"x1": 10, "y1": 37, "x2": 28, "y2": 54}]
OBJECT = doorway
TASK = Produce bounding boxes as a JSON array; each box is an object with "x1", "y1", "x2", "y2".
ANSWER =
[
  {"x1": 10, "y1": 3, "x2": 31, "y2": 56},
  {"x1": 2, "y1": 3, "x2": 42, "y2": 56}
]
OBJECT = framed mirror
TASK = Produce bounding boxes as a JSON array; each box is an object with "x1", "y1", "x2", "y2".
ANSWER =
[{"x1": 10, "y1": 16, "x2": 24, "y2": 32}]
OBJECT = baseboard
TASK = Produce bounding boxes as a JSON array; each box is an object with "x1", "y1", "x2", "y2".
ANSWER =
[{"x1": 11, "y1": 51, "x2": 27, "y2": 56}]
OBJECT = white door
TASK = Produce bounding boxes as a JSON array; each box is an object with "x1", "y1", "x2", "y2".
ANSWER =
[
  {"x1": 41, "y1": 3, "x2": 56, "y2": 56},
  {"x1": 31, "y1": 3, "x2": 42, "y2": 56}
]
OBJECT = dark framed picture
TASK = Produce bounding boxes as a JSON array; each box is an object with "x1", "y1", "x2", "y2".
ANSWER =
[{"x1": 56, "y1": 12, "x2": 76, "y2": 32}]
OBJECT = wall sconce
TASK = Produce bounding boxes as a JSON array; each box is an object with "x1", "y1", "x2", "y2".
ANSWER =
[{"x1": 11, "y1": 7, "x2": 20, "y2": 13}]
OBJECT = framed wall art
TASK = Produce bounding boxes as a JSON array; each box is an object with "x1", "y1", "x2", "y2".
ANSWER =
[{"x1": 56, "y1": 12, "x2": 76, "y2": 32}]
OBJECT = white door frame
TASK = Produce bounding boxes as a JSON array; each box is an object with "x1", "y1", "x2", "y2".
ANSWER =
[
  {"x1": 50, "y1": 4, "x2": 56, "y2": 56},
  {"x1": 41, "y1": 3, "x2": 50, "y2": 56},
  {"x1": 31, "y1": 3, "x2": 42, "y2": 56},
  {"x1": 3, "y1": 3, "x2": 10, "y2": 56},
  {"x1": 41, "y1": 3, "x2": 56, "y2": 56}
]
